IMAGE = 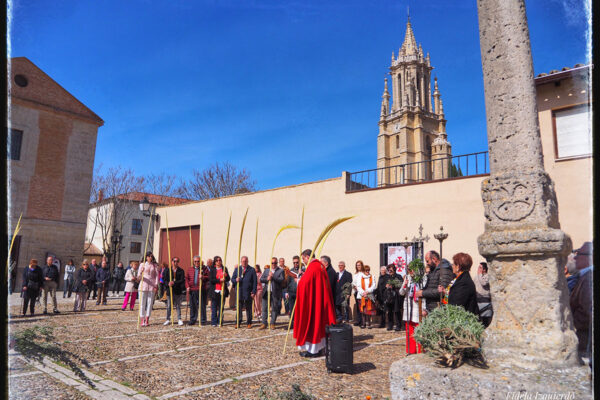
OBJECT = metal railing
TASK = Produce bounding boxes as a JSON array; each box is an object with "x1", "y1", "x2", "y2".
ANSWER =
[{"x1": 346, "y1": 151, "x2": 489, "y2": 192}]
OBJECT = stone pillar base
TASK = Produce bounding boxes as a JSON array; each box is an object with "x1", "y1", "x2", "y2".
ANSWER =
[{"x1": 390, "y1": 354, "x2": 592, "y2": 400}]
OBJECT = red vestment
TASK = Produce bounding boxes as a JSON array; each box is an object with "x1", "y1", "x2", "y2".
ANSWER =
[{"x1": 293, "y1": 259, "x2": 336, "y2": 348}]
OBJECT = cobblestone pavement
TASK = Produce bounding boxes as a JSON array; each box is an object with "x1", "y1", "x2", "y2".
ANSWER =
[{"x1": 8, "y1": 293, "x2": 408, "y2": 399}]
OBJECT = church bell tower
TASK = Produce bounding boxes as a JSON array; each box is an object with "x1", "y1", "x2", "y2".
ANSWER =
[{"x1": 377, "y1": 16, "x2": 451, "y2": 185}]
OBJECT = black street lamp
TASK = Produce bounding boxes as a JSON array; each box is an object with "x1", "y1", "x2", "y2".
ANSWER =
[
  {"x1": 111, "y1": 229, "x2": 123, "y2": 268},
  {"x1": 139, "y1": 196, "x2": 151, "y2": 216},
  {"x1": 139, "y1": 196, "x2": 159, "y2": 221}
]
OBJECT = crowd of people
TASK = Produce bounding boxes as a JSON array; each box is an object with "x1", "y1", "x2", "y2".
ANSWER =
[{"x1": 17, "y1": 242, "x2": 592, "y2": 362}]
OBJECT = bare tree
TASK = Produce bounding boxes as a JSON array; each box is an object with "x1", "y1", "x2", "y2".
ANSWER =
[
  {"x1": 141, "y1": 172, "x2": 180, "y2": 205},
  {"x1": 85, "y1": 165, "x2": 145, "y2": 256},
  {"x1": 178, "y1": 162, "x2": 257, "y2": 200}
]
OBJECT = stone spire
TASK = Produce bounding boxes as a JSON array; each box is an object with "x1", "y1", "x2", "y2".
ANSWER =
[
  {"x1": 380, "y1": 78, "x2": 390, "y2": 119},
  {"x1": 433, "y1": 77, "x2": 442, "y2": 115},
  {"x1": 400, "y1": 15, "x2": 418, "y2": 56}
]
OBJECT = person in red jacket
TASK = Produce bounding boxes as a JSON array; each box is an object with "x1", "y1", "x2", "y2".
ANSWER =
[
  {"x1": 186, "y1": 256, "x2": 210, "y2": 325},
  {"x1": 293, "y1": 249, "x2": 336, "y2": 358}
]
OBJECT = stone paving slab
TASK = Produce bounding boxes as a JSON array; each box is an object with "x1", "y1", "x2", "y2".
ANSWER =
[{"x1": 9, "y1": 294, "x2": 404, "y2": 399}]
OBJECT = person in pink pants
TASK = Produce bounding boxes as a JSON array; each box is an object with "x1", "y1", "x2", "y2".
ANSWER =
[{"x1": 122, "y1": 261, "x2": 140, "y2": 311}]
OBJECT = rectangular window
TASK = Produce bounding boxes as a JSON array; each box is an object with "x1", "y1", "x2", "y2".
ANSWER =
[
  {"x1": 130, "y1": 242, "x2": 141, "y2": 254},
  {"x1": 554, "y1": 104, "x2": 591, "y2": 159},
  {"x1": 131, "y1": 219, "x2": 143, "y2": 235},
  {"x1": 9, "y1": 129, "x2": 23, "y2": 161}
]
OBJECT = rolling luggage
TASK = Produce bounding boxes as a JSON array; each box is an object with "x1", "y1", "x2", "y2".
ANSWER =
[{"x1": 325, "y1": 323, "x2": 353, "y2": 373}]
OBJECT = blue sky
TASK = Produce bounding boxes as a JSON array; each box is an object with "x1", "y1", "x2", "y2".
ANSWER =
[{"x1": 9, "y1": 0, "x2": 590, "y2": 190}]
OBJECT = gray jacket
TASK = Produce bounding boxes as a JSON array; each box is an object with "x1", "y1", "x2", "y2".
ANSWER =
[{"x1": 260, "y1": 267, "x2": 285, "y2": 300}]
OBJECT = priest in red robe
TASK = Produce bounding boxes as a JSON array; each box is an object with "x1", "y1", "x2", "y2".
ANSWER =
[{"x1": 293, "y1": 249, "x2": 336, "y2": 357}]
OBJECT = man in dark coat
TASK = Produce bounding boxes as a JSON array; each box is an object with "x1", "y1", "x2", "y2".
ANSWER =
[
  {"x1": 376, "y1": 266, "x2": 388, "y2": 328},
  {"x1": 334, "y1": 261, "x2": 353, "y2": 323},
  {"x1": 378, "y1": 264, "x2": 404, "y2": 331},
  {"x1": 95, "y1": 261, "x2": 111, "y2": 305},
  {"x1": 231, "y1": 256, "x2": 257, "y2": 328},
  {"x1": 287, "y1": 255, "x2": 304, "y2": 326},
  {"x1": 259, "y1": 259, "x2": 285, "y2": 329},
  {"x1": 416, "y1": 250, "x2": 455, "y2": 312},
  {"x1": 320, "y1": 255, "x2": 337, "y2": 306},
  {"x1": 73, "y1": 260, "x2": 95, "y2": 312},
  {"x1": 22, "y1": 259, "x2": 43, "y2": 316},
  {"x1": 42, "y1": 256, "x2": 60, "y2": 314},
  {"x1": 88, "y1": 259, "x2": 98, "y2": 300},
  {"x1": 163, "y1": 257, "x2": 186, "y2": 325},
  {"x1": 112, "y1": 262, "x2": 126, "y2": 296}
]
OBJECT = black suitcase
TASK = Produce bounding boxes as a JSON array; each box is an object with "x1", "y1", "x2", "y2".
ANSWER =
[{"x1": 325, "y1": 323, "x2": 353, "y2": 373}]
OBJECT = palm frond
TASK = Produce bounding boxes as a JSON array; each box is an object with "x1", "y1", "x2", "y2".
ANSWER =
[
  {"x1": 270, "y1": 224, "x2": 300, "y2": 260},
  {"x1": 223, "y1": 212, "x2": 232, "y2": 266},
  {"x1": 237, "y1": 207, "x2": 249, "y2": 264},
  {"x1": 310, "y1": 216, "x2": 355, "y2": 260}
]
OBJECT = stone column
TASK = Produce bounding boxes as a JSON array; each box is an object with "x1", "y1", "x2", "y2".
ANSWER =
[{"x1": 476, "y1": 0, "x2": 578, "y2": 369}]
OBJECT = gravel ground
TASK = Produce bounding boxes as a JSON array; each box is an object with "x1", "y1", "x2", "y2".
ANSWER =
[
  {"x1": 10, "y1": 373, "x2": 93, "y2": 400},
  {"x1": 8, "y1": 295, "x2": 405, "y2": 400}
]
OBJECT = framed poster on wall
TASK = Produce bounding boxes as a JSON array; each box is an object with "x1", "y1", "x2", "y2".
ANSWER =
[{"x1": 380, "y1": 242, "x2": 423, "y2": 277}]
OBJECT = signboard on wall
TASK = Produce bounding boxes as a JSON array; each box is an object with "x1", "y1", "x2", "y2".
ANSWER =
[{"x1": 387, "y1": 245, "x2": 413, "y2": 277}]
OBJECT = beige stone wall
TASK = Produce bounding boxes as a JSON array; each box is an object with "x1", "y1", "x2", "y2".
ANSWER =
[{"x1": 154, "y1": 175, "x2": 487, "y2": 271}]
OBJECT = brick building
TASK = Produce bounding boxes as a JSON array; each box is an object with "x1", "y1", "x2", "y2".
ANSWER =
[{"x1": 8, "y1": 57, "x2": 103, "y2": 291}]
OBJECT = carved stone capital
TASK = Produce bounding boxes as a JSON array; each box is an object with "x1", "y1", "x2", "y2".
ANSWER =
[{"x1": 481, "y1": 170, "x2": 560, "y2": 229}]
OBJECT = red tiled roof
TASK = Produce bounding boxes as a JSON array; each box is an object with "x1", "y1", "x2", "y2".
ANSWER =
[{"x1": 535, "y1": 64, "x2": 591, "y2": 85}]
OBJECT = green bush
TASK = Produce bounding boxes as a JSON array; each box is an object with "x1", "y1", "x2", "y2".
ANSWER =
[{"x1": 413, "y1": 305, "x2": 484, "y2": 367}]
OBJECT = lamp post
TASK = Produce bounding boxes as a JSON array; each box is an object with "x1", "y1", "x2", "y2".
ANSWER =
[
  {"x1": 111, "y1": 229, "x2": 123, "y2": 269},
  {"x1": 139, "y1": 196, "x2": 157, "y2": 253},
  {"x1": 433, "y1": 226, "x2": 448, "y2": 259},
  {"x1": 139, "y1": 196, "x2": 151, "y2": 217}
]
